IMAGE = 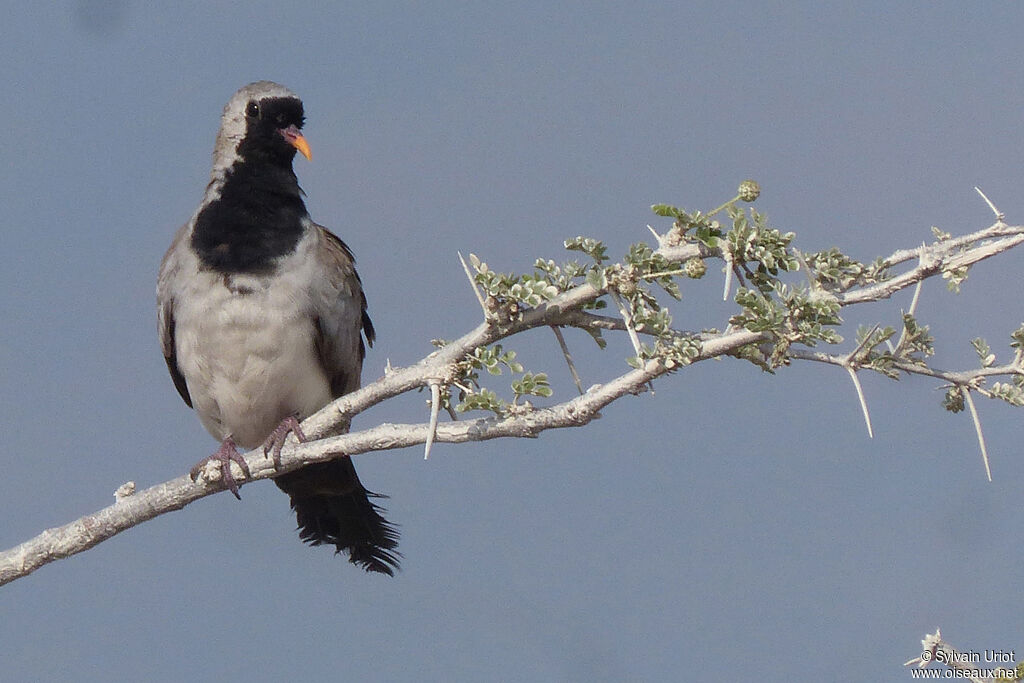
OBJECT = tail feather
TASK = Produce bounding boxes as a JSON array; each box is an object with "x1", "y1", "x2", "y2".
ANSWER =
[{"x1": 274, "y1": 457, "x2": 401, "y2": 575}]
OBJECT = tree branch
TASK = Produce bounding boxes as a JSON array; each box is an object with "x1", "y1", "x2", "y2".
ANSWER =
[
  {"x1": 0, "y1": 325, "x2": 762, "y2": 586},
  {"x1": 4, "y1": 202, "x2": 1024, "y2": 587},
  {"x1": 840, "y1": 221, "x2": 1024, "y2": 304}
]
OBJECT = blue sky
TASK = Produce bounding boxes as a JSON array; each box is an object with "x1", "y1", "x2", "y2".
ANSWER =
[{"x1": 2, "y1": 3, "x2": 1024, "y2": 681}]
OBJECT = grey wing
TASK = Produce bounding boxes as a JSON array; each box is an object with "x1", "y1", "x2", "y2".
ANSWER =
[
  {"x1": 312, "y1": 224, "x2": 375, "y2": 399},
  {"x1": 157, "y1": 223, "x2": 193, "y2": 408}
]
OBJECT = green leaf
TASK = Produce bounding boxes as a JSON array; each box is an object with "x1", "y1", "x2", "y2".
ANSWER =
[
  {"x1": 651, "y1": 203, "x2": 686, "y2": 219},
  {"x1": 585, "y1": 268, "x2": 608, "y2": 290},
  {"x1": 971, "y1": 338, "x2": 995, "y2": 367},
  {"x1": 565, "y1": 236, "x2": 608, "y2": 264},
  {"x1": 943, "y1": 386, "x2": 965, "y2": 413},
  {"x1": 1011, "y1": 324, "x2": 1024, "y2": 351},
  {"x1": 942, "y1": 265, "x2": 969, "y2": 293},
  {"x1": 991, "y1": 382, "x2": 1024, "y2": 406}
]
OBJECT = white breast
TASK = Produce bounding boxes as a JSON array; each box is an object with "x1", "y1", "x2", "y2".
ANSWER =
[{"x1": 172, "y1": 233, "x2": 332, "y2": 449}]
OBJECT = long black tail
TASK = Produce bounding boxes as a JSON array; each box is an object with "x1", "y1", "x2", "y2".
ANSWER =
[{"x1": 274, "y1": 457, "x2": 400, "y2": 575}]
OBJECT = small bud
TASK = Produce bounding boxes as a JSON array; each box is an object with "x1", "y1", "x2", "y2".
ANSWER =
[
  {"x1": 738, "y1": 180, "x2": 760, "y2": 202},
  {"x1": 615, "y1": 268, "x2": 637, "y2": 295},
  {"x1": 114, "y1": 481, "x2": 136, "y2": 501},
  {"x1": 684, "y1": 258, "x2": 707, "y2": 279}
]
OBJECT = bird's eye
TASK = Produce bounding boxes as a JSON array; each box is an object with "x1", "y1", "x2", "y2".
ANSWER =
[{"x1": 245, "y1": 101, "x2": 260, "y2": 118}]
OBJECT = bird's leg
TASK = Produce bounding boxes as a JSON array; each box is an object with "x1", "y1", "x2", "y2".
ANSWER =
[
  {"x1": 189, "y1": 437, "x2": 251, "y2": 500},
  {"x1": 262, "y1": 414, "x2": 307, "y2": 470}
]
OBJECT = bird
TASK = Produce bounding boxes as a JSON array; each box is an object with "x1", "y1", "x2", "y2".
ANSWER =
[{"x1": 157, "y1": 81, "x2": 400, "y2": 575}]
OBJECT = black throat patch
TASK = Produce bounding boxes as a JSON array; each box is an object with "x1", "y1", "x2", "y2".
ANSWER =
[
  {"x1": 191, "y1": 162, "x2": 308, "y2": 274},
  {"x1": 192, "y1": 96, "x2": 309, "y2": 274}
]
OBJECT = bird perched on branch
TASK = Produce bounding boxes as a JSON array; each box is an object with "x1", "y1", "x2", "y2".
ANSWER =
[{"x1": 157, "y1": 81, "x2": 399, "y2": 575}]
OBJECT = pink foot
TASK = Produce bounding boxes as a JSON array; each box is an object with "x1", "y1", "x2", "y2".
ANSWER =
[
  {"x1": 189, "y1": 437, "x2": 251, "y2": 500},
  {"x1": 263, "y1": 415, "x2": 307, "y2": 470}
]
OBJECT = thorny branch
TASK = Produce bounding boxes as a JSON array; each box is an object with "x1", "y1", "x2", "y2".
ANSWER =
[{"x1": 3, "y1": 189, "x2": 1024, "y2": 587}]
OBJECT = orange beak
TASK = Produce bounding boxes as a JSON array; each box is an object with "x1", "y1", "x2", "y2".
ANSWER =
[{"x1": 280, "y1": 125, "x2": 312, "y2": 161}]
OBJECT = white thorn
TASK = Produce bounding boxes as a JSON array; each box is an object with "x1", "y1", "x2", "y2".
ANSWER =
[
  {"x1": 846, "y1": 323, "x2": 880, "y2": 364},
  {"x1": 722, "y1": 255, "x2": 733, "y2": 301},
  {"x1": 646, "y1": 224, "x2": 662, "y2": 245},
  {"x1": 845, "y1": 366, "x2": 873, "y2": 439},
  {"x1": 458, "y1": 251, "x2": 489, "y2": 317},
  {"x1": 611, "y1": 292, "x2": 642, "y2": 357},
  {"x1": 793, "y1": 249, "x2": 821, "y2": 292},
  {"x1": 974, "y1": 186, "x2": 1004, "y2": 221},
  {"x1": 963, "y1": 389, "x2": 992, "y2": 482},
  {"x1": 551, "y1": 326, "x2": 584, "y2": 395},
  {"x1": 425, "y1": 382, "x2": 441, "y2": 460},
  {"x1": 907, "y1": 280, "x2": 923, "y2": 318}
]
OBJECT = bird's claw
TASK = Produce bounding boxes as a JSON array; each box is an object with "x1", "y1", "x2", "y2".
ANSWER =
[
  {"x1": 262, "y1": 415, "x2": 307, "y2": 470},
  {"x1": 189, "y1": 438, "x2": 250, "y2": 500}
]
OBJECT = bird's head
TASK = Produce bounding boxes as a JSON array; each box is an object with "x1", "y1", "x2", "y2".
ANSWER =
[{"x1": 212, "y1": 81, "x2": 312, "y2": 172}]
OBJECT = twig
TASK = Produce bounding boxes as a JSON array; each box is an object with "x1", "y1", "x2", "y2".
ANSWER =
[
  {"x1": 641, "y1": 269, "x2": 687, "y2": 280},
  {"x1": 842, "y1": 224, "x2": 1024, "y2": 305},
  {"x1": 792, "y1": 349, "x2": 1022, "y2": 387},
  {"x1": 866, "y1": 221, "x2": 1020, "y2": 271},
  {"x1": 707, "y1": 193, "x2": 742, "y2": 217}
]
